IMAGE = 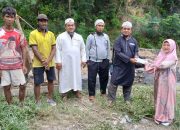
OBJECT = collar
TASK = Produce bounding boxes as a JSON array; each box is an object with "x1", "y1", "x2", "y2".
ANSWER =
[{"x1": 121, "y1": 34, "x2": 131, "y2": 40}]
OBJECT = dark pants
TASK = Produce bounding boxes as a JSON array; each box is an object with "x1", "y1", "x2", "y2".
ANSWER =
[
  {"x1": 33, "y1": 67, "x2": 56, "y2": 85},
  {"x1": 88, "y1": 59, "x2": 109, "y2": 96},
  {"x1": 108, "y1": 83, "x2": 132, "y2": 101}
]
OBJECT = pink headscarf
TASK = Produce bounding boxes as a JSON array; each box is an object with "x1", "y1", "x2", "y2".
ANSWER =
[{"x1": 154, "y1": 39, "x2": 178, "y2": 67}]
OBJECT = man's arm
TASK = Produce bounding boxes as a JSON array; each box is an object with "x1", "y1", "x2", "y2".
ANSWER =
[
  {"x1": 22, "y1": 46, "x2": 27, "y2": 74},
  {"x1": 85, "y1": 35, "x2": 92, "y2": 61},
  {"x1": 55, "y1": 36, "x2": 62, "y2": 70},
  {"x1": 31, "y1": 45, "x2": 44, "y2": 63},
  {"x1": 114, "y1": 38, "x2": 130, "y2": 63},
  {"x1": 106, "y1": 35, "x2": 111, "y2": 60},
  {"x1": 114, "y1": 38, "x2": 136, "y2": 64},
  {"x1": 46, "y1": 45, "x2": 56, "y2": 64},
  {"x1": 80, "y1": 36, "x2": 87, "y2": 67}
]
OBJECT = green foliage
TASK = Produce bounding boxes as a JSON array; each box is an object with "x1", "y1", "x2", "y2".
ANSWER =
[
  {"x1": 0, "y1": 96, "x2": 38, "y2": 130},
  {"x1": 112, "y1": 85, "x2": 154, "y2": 121},
  {"x1": 0, "y1": 0, "x2": 179, "y2": 48},
  {"x1": 159, "y1": 13, "x2": 180, "y2": 44}
]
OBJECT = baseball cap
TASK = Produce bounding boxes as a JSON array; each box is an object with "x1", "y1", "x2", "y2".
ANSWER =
[{"x1": 37, "y1": 14, "x2": 48, "y2": 20}]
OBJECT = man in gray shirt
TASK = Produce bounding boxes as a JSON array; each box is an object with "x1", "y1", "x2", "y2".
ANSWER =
[{"x1": 86, "y1": 19, "x2": 110, "y2": 102}]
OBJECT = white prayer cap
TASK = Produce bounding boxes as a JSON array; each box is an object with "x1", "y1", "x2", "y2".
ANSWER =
[
  {"x1": 65, "y1": 18, "x2": 74, "y2": 24},
  {"x1": 94, "y1": 19, "x2": 105, "y2": 26},
  {"x1": 122, "y1": 21, "x2": 132, "y2": 28}
]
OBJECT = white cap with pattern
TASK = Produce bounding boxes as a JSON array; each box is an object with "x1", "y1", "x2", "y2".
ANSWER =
[
  {"x1": 94, "y1": 19, "x2": 105, "y2": 26},
  {"x1": 65, "y1": 18, "x2": 75, "y2": 24},
  {"x1": 122, "y1": 21, "x2": 132, "y2": 28}
]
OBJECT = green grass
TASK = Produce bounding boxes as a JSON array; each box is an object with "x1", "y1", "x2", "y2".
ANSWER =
[
  {"x1": 111, "y1": 85, "x2": 154, "y2": 121},
  {"x1": 0, "y1": 85, "x2": 179, "y2": 130},
  {"x1": 0, "y1": 96, "x2": 38, "y2": 130},
  {"x1": 109, "y1": 84, "x2": 180, "y2": 129},
  {"x1": 174, "y1": 93, "x2": 180, "y2": 129}
]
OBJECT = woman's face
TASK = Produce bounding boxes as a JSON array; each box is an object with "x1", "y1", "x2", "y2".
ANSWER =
[{"x1": 162, "y1": 41, "x2": 170, "y2": 54}]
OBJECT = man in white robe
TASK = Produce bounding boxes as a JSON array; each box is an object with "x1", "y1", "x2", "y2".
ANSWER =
[{"x1": 55, "y1": 18, "x2": 86, "y2": 100}]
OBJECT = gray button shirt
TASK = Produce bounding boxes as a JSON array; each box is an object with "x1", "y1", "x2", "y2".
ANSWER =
[{"x1": 86, "y1": 33, "x2": 111, "y2": 62}]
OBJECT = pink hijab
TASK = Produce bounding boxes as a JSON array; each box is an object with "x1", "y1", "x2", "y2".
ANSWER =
[{"x1": 154, "y1": 39, "x2": 178, "y2": 67}]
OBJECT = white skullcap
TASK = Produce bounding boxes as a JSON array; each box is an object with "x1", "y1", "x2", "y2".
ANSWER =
[
  {"x1": 94, "y1": 19, "x2": 105, "y2": 26},
  {"x1": 122, "y1": 21, "x2": 132, "y2": 28},
  {"x1": 65, "y1": 18, "x2": 74, "y2": 24}
]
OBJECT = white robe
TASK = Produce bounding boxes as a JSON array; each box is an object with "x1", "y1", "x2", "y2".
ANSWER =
[{"x1": 55, "y1": 31, "x2": 86, "y2": 93}]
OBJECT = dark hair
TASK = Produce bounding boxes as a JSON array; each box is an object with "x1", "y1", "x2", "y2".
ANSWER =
[
  {"x1": 8, "y1": 36, "x2": 16, "y2": 41},
  {"x1": 2, "y1": 6, "x2": 16, "y2": 17}
]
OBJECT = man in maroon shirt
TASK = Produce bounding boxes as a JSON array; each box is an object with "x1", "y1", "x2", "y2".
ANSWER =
[{"x1": 0, "y1": 7, "x2": 27, "y2": 105}]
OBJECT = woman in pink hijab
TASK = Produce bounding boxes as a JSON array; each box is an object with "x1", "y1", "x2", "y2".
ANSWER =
[{"x1": 145, "y1": 39, "x2": 178, "y2": 126}]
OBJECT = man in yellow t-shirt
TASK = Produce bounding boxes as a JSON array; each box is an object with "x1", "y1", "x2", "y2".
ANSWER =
[{"x1": 29, "y1": 14, "x2": 56, "y2": 106}]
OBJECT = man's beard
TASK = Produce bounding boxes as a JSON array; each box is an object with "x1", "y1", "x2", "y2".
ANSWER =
[
  {"x1": 38, "y1": 25, "x2": 48, "y2": 31},
  {"x1": 68, "y1": 32, "x2": 74, "y2": 38},
  {"x1": 96, "y1": 31, "x2": 103, "y2": 36}
]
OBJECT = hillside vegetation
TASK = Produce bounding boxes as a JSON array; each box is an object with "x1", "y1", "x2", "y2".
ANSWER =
[{"x1": 0, "y1": 0, "x2": 179, "y2": 48}]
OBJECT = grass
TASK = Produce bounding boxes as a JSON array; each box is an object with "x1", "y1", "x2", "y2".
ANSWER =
[
  {"x1": 110, "y1": 84, "x2": 180, "y2": 129},
  {"x1": 174, "y1": 93, "x2": 180, "y2": 129},
  {"x1": 111, "y1": 84, "x2": 154, "y2": 121},
  {"x1": 0, "y1": 96, "x2": 38, "y2": 130},
  {"x1": 0, "y1": 84, "x2": 179, "y2": 130}
]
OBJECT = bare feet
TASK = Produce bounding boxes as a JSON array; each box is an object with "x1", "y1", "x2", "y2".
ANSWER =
[{"x1": 89, "y1": 96, "x2": 95, "y2": 102}]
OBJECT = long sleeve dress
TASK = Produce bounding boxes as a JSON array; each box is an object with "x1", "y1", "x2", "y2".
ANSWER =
[{"x1": 145, "y1": 60, "x2": 176, "y2": 123}]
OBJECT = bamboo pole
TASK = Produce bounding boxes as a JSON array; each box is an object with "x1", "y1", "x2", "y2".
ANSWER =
[{"x1": 15, "y1": 15, "x2": 32, "y2": 76}]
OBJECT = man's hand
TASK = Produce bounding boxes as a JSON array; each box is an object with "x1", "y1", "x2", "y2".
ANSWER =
[
  {"x1": 130, "y1": 58, "x2": 137, "y2": 64},
  {"x1": 56, "y1": 63, "x2": 62, "y2": 70},
  {"x1": 41, "y1": 59, "x2": 50, "y2": 70},
  {"x1": 81, "y1": 62, "x2": 86, "y2": 68}
]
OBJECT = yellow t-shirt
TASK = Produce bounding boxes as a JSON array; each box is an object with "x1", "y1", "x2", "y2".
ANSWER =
[{"x1": 29, "y1": 29, "x2": 56, "y2": 67}]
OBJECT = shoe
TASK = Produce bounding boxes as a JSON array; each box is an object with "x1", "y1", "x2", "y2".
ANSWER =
[
  {"x1": 35, "y1": 101, "x2": 41, "y2": 109},
  {"x1": 89, "y1": 96, "x2": 95, "y2": 102},
  {"x1": 161, "y1": 122, "x2": 170, "y2": 126},
  {"x1": 47, "y1": 99, "x2": 57, "y2": 106}
]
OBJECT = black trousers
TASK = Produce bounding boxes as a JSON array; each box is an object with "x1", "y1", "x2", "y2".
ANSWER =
[{"x1": 87, "y1": 59, "x2": 109, "y2": 96}]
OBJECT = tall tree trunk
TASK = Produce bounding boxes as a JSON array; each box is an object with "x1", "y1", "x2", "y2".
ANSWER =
[{"x1": 68, "y1": 0, "x2": 72, "y2": 16}]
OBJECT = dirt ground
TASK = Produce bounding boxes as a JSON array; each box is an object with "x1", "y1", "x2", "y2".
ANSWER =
[
  {"x1": 28, "y1": 90, "x2": 175, "y2": 130},
  {"x1": 13, "y1": 80, "x2": 176, "y2": 130}
]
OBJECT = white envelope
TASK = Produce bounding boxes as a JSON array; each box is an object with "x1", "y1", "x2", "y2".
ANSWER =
[{"x1": 135, "y1": 58, "x2": 148, "y2": 64}]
